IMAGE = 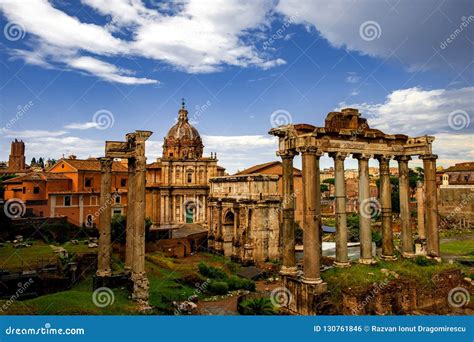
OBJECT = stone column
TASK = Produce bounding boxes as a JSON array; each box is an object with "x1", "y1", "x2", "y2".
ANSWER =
[
  {"x1": 354, "y1": 153, "x2": 375, "y2": 264},
  {"x1": 279, "y1": 150, "x2": 298, "y2": 276},
  {"x1": 415, "y1": 181, "x2": 426, "y2": 255},
  {"x1": 232, "y1": 205, "x2": 241, "y2": 259},
  {"x1": 97, "y1": 157, "x2": 113, "y2": 277},
  {"x1": 420, "y1": 154, "x2": 440, "y2": 258},
  {"x1": 300, "y1": 147, "x2": 323, "y2": 283},
  {"x1": 216, "y1": 201, "x2": 223, "y2": 253},
  {"x1": 377, "y1": 155, "x2": 396, "y2": 260},
  {"x1": 131, "y1": 136, "x2": 150, "y2": 302},
  {"x1": 331, "y1": 152, "x2": 350, "y2": 267},
  {"x1": 124, "y1": 157, "x2": 136, "y2": 275},
  {"x1": 396, "y1": 155, "x2": 415, "y2": 258}
]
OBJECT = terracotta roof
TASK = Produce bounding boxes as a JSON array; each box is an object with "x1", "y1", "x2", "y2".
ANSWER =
[
  {"x1": 60, "y1": 158, "x2": 127, "y2": 172},
  {"x1": 3, "y1": 172, "x2": 71, "y2": 183},
  {"x1": 443, "y1": 162, "x2": 474, "y2": 172},
  {"x1": 235, "y1": 161, "x2": 302, "y2": 176}
]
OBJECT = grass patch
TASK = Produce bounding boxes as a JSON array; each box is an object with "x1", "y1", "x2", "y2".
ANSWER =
[
  {"x1": 440, "y1": 239, "x2": 474, "y2": 258},
  {"x1": 321, "y1": 258, "x2": 459, "y2": 302},
  {"x1": 0, "y1": 239, "x2": 95, "y2": 270}
]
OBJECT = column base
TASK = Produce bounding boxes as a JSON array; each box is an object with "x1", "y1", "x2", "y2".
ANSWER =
[
  {"x1": 279, "y1": 266, "x2": 298, "y2": 276},
  {"x1": 131, "y1": 271, "x2": 150, "y2": 301},
  {"x1": 402, "y1": 252, "x2": 416, "y2": 259},
  {"x1": 380, "y1": 254, "x2": 397, "y2": 261},
  {"x1": 333, "y1": 260, "x2": 351, "y2": 268},
  {"x1": 426, "y1": 255, "x2": 442, "y2": 263},
  {"x1": 415, "y1": 239, "x2": 427, "y2": 256},
  {"x1": 96, "y1": 269, "x2": 112, "y2": 277},
  {"x1": 358, "y1": 258, "x2": 377, "y2": 265},
  {"x1": 301, "y1": 277, "x2": 323, "y2": 285}
]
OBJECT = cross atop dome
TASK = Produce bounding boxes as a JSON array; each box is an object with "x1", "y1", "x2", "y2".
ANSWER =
[{"x1": 181, "y1": 98, "x2": 186, "y2": 109}]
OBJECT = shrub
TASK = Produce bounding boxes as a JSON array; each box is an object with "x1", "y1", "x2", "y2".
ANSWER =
[
  {"x1": 198, "y1": 262, "x2": 228, "y2": 280},
  {"x1": 347, "y1": 214, "x2": 360, "y2": 242},
  {"x1": 239, "y1": 297, "x2": 277, "y2": 315},
  {"x1": 227, "y1": 275, "x2": 256, "y2": 291},
  {"x1": 207, "y1": 281, "x2": 228, "y2": 295},
  {"x1": 372, "y1": 230, "x2": 383, "y2": 248},
  {"x1": 413, "y1": 255, "x2": 437, "y2": 266}
]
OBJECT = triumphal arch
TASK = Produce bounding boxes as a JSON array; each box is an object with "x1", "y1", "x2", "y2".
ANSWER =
[
  {"x1": 95, "y1": 130, "x2": 152, "y2": 303},
  {"x1": 269, "y1": 108, "x2": 440, "y2": 315}
]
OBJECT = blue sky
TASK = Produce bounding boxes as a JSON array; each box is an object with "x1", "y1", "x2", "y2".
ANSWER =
[{"x1": 0, "y1": 0, "x2": 472, "y2": 173}]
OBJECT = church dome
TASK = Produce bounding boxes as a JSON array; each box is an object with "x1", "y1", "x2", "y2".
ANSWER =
[{"x1": 163, "y1": 100, "x2": 204, "y2": 160}]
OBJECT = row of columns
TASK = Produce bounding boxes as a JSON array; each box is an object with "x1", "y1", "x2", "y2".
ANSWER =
[{"x1": 279, "y1": 149, "x2": 440, "y2": 281}]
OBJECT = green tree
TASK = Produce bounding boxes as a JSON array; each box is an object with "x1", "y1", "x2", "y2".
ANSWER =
[
  {"x1": 320, "y1": 184, "x2": 329, "y2": 193},
  {"x1": 347, "y1": 214, "x2": 360, "y2": 242},
  {"x1": 323, "y1": 178, "x2": 335, "y2": 185},
  {"x1": 31, "y1": 157, "x2": 37, "y2": 166},
  {"x1": 375, "y1": 176, "x2": 400, "y2": 213}
]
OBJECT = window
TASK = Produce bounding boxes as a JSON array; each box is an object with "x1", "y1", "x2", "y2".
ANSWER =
[
  {"x1": 22, "y1": 187, "x2": 26, "y2": 194},
  {"x1": 115, "y1": 194, "x2": 121, "y2": 204},
  {"x1": 64, "y1": 196, "x2": 71, "y2": 206},
  {"x1": 33, "y1": 187, "x2": 40, "y2": 194},
  {"x1": 90, "y1": 196, "x2": 98, "y2": 206},
  {"x1": 120, "y1": 178, "x2": 127, "y2": 187},
  {"x1": 187, "y1": 173, "x2": 192, "y2": 183},
  {"x1": 113, "y1": 209, "x2": 122, "y2": 216},
  {"x1": 85, "y1": 178, "x2": 93, "y2": 187}
]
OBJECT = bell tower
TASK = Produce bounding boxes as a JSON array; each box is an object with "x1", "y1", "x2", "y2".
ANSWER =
[{"x1": 8, "y1": 139, "x2": 26, "y2": 170}]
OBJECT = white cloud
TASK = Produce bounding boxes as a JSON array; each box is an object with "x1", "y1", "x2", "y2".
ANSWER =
[
  {"x1": 340, "y1": 86, "x2": 474, "y2": 136},
  {"x1": 64, "y1": 122, "x2": 99, "y2": 130},
  {"x1": 277, "y1": 0, "x2": 473, "y2": 71},
  {"x1": 340, "y1": 86, "x2": 474, "y2": 164},
  {"x1": 345, "y1": 72, "x2": 360, "y2": 84},
  {"x1": 67, "y1": 56, "x2": 157, "y2": 84},
  {"x1": 0, "y1": 0, "x2": 284, "y2": 83},
  {"x1": 1, "y1": 129, "x2": 68, "y2": 138}
]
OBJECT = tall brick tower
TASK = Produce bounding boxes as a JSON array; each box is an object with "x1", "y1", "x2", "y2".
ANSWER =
[{"x1": 8, "y1": 139, "x2": 26, "y2": 170}]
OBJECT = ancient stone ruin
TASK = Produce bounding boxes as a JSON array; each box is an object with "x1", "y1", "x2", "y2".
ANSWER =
[
  {"x1": 269, "y1": 108, "x2": 440, "y2": 315},
  {"x1": 95, "y1": 130, "x2": 152, "y2": 303}
]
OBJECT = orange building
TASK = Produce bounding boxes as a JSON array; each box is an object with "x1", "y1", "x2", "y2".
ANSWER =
[{"x1": 3, "y1": 157, "x2": 128, "y2": 227}]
